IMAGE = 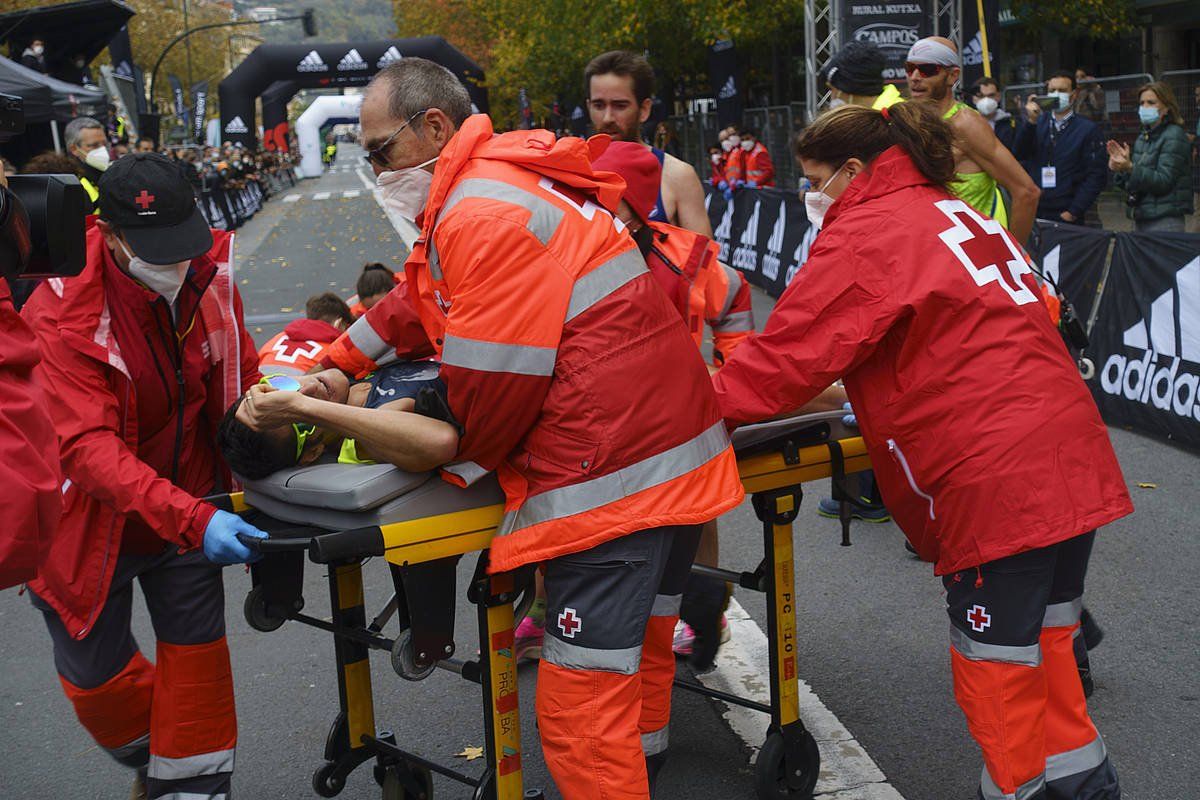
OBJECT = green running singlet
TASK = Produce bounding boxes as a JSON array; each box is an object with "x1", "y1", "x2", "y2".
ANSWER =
[{"x1": 943, "y1": 102, "x2": 1008, "y2": 228}]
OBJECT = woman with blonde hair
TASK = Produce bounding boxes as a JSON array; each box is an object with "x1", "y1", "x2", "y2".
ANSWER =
[{"x1": 1107, "y1": 81, "x2": 1193, "y2": 232}]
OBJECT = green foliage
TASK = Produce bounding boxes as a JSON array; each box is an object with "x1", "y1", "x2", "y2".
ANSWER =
[{"x1": 1009, "y1": 0, "x2": 1137, "y2": 38}]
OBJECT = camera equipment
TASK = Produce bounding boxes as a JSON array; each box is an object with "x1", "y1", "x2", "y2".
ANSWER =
[
  {"x1": 0, "y1": 93, "x2": 88, "y2": 282},
  {"x1": 1032, "y1": 95, "x2": 1059, "y2": 112}
]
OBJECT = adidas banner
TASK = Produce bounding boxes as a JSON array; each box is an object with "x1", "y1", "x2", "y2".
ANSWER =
[
  {"x1": 191, "y1": 80, "x2": 208, "y2": 144},
  {"x1": 960, "y1": 0, "x2": 1000, "y2": 89},
  {"x1": 1089, "y1": 231, "x2": 1200, "y2": 451},
  {"x1": 708, "y1": 40, "x2": 743, "y2": 129},
  {"x1": 706, "y1": 186, "x2": 814, "y2": 298},
  {"x1": 1033, "y1": 220, "x2": 1110, "y2": 324},
  {"x1": 840, "y1": 1, "x2": 931, "y2": 83}
]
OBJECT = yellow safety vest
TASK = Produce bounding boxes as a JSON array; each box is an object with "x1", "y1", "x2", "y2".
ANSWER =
[{"x1": 79, "y1": 175, "x2": 100, "y2": 213}]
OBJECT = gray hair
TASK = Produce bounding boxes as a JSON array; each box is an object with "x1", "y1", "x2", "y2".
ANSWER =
[
  {"x1": 64, "y1": 116, "x2": 104, "y2": 150},
  {"x1": 368, "y1": 58, "x2": 472, "y2": 127}
]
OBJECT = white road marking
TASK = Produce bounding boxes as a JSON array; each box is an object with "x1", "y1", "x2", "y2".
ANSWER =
[
  {"x1": 342, "y1": 190, "x2": 361, "y2": 199},
  {"x1": 355, "y1": 164, "x2": 376, "y2": 191},
  {"x1": 311, "y1": 191, "x2": 331, "y2": 200},
  {"x1": 283, "y1": 194, "x2": 301, "y2": 203},
  {"x1": 698, "y1": 599, "x2": 905, "y2": 799}
]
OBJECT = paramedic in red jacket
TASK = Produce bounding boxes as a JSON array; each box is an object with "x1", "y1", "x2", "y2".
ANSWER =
[
  {"x1": 316, "y1": 59, "x2": 743, "y2": 799},
  {"x1": 21, "y1": 153, "x2": 267, "y2": 800},
  {"x1": 713, "y1": 103, "x2": 1129, "y2": 800}
]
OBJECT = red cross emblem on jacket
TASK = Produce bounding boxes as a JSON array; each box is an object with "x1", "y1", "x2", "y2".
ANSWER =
[{"x1": 557, "y1": 607, "x2": 582, "y2": 638}]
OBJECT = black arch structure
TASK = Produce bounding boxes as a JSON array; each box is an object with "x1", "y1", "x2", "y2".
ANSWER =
[
  {"x1": 261, "y1": 80, "x2": 298, "y2": 151},
  {"x1": 218, "y1": 36, "x2": 487, "y2": 150}
]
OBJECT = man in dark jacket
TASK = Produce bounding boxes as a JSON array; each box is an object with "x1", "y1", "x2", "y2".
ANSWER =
[{"x1": 1014, "y1": 70, "x2": 1108, "y2": 225}]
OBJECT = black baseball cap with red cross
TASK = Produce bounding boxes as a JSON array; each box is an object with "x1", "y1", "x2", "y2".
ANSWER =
[{"x1": 97, "y1": 152, "x2": 212, "y2": 265}]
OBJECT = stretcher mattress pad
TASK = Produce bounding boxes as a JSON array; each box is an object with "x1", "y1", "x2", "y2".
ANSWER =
[{"x1": 730, "y1": 409, "x2": 853, "y2": 455}]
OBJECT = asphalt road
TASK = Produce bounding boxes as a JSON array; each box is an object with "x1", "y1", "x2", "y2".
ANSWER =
[{"x1": 1, "y1": 148, "x2": 1196, "y2": 800}]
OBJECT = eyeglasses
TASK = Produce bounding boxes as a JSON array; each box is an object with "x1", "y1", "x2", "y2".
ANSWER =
[
  {"x1": 363, "y1": 109, "x2": 429, "y2": 169},
  {"x1": 904, "y1": 62, "x2": 944, "y2": 78}
]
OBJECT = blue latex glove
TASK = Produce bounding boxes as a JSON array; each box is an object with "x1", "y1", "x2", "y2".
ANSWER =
[
  {"x1": 841, "y1": 401, "x2": 857, "y2": 428},
  {"x1": 717, "y1": 180, "x2": 729, "y2": 191},
  {"x1": 746, "y1": 180, "x2": 758, "y2": 188},
  {"x1": 733, "y1": 180, "x2": 745, "y2": 190},
  {"x1": 722, "y1": 186, "x2": 734, "y2": 201},
  {"x1": 203, "y1": 509, "x2": 268, "y2": 564}
]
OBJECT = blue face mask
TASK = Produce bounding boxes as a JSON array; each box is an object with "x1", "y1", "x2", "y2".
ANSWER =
[{"x1": 1138, "y1": 106, "x2": 1160, "y2": 126}]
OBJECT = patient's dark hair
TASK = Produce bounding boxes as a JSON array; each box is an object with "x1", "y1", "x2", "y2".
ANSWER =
[
  {"x1": 356, "y1": 262, "x2": 394, "y2": 299},
  {"x1": 216, "y1": 396, "x2": 298, "y2": 480}
]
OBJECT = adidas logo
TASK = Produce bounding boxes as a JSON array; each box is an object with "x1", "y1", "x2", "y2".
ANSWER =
[
  {"x1": 376, "y1": 46, "x2": 402, "y2": 69},
  {"x1": 718, "y1": 76, "x2": 737, "y2": 100},
  {"x1": 785, "y1": 222, "x2": 820, "y2": 288},
  {"x1": 337, "y1": 48, "x2": 368, "y2": 71},
  {"x1": 962, "y1": 31, "x2": 986, "y2": 66},
  {"x1": 731, "y1": 199, "x2": 761, "y2": 273},
  {"x1": 761, "y1": 201, "x2": 787, "y2": 281},
  {"x1": 713, "y1": 196, "x2": 735, "y2": 262},
  {"x1": 224, "y1": 115, "x2": 248, "y2": 134},
  {"x1": 297, "y1": 50, "x2": 328, "y2": 72},
  {"x1": 1099, "y1": 255, "x2": 1200, "y2": 421}
]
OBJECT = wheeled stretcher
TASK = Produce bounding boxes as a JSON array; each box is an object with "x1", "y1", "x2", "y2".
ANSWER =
[{"x1": 212, "y1": 411, "x2": 870, "y2": 800}]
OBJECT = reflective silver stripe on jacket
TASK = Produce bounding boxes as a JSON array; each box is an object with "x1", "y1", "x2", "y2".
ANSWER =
[
  {"x1": 437, "y1": 178, "x2": 565, "y2": 247},
  {"x1": 711, "y1": 309, "x2": 754, "y2": 333},
  {"x1": 641, "y1": 725, "x2": 669, "y2": 756},
  {"x1": 441, "y1": 334, "x2": 556, "y2": 376},
  {"x1": 650, "y1": 593, "x2": 682, "y2": 618},
  {"x1": 565, "y1": 248, "x2": 647, "y2": 323},
  {"x1": 980, "y1": 766, "x2": 1046, "y2": 800},
  {"x1": 148, "y1": 748, "x2": 236, "y2": 781},
  {"x1": 499, "y1": 421, "x2": 730, "y2": 536},
  {"x1": 719, "y1": 263, "x2": 743, "y2": 317},
  {"x1": 1046, "y1": 735, "x2": 1107, "y2": 782},
  {"x1": 346, "y1": 317, "x2": 392, "y2": 365},
  {"x1": 156, "y1": 793, "x2": 228, "y2": 800},
  {"x1": 949, "y1": 626, "x2": 1041, "y2": 667},
  {"x1": 444, "y1": 460, "x2": 490, "y2": 487},
  {"x1": 107, "y1": 733, "x2": 149, "y2": 760},
  {"x1": 542, "y1": 635, "x2": 642, "y2": 675},
  {"x1": 1042, "y1": 598, "x2": 1083, "y2": 628}
]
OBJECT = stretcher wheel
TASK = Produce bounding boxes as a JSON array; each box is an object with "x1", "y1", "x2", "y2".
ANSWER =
[
  {"x1": 243, "y1": 586, "x2": 288, "y2": 632},
  {"x1": 380, "y1": 764, "x2": 433, "y2": 800},
  {"x1": 754, "y1": 729, "x2": 820, "y2": 800},
  {"x1": 391, "y1": 628, "x2": 436, "y2": 681},
  {"x1": 313, "y1": 762, "x2": 346, "y2": 797}
]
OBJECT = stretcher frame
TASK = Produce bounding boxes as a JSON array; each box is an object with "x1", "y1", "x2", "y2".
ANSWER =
[{"x1": 214, "y1": 424, "x2": 870, "y2": 800}]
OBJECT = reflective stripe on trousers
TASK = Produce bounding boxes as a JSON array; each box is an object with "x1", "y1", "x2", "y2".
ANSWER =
[{"x1": 641, "y1": 725, "x2": 669, "y2": 757}]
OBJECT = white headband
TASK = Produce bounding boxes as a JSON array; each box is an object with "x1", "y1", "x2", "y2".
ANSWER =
[{"x1": 906, "y1": 39, "x2": 959, "y2": 67}]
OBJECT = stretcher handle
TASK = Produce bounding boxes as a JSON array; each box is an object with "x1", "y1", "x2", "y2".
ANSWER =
[
  {"x1": 309, "y1": 527, "x2": 386, "y2": 564},
  {"x1": 236, "y1": 533, "x2": 310, "y2": 554}
]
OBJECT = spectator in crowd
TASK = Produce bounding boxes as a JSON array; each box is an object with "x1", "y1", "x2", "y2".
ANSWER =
[
  {"x1": 708, "y1": 142, "x2": 725, "y2": 186},
  {"x1": 22, "y1": 150, "x2": 78, "y2": 176},
  {"x1": 653, "y1": 121, "x2": 681, "y2": 159},
  {"x1": 716, "y1": 126, "x2": 744, "y2": 195},
  {"x1": 259, "y1": 293, "x2": 354, "y2": 376},
  {"x1": 970, "y1": 76, "x2": 1017, "y2": 152},
  {"x1": 1015, "y1": 70, "x2": 1108, "y2": 226},
  {"x1": 105, "y1": 104, "x2": 128, "y2": 147},
  {"x1": 136, "y1": 138, "x2": 156, "y2": 154},
  {"x1": 351, "y1": 262, "x2": 397, "y2": 317},
  {"x1": 739, "y1": 127, "x2": 775, "y2": 187},
  {"x1": 20, "y1": 38, "x2": 47, "y2": 73},
  {"x1": 64, "y1": 116, "x2": 109, "y2": 212},
  {"x1": 1108, "y1": 81, "x2": 1194, "y2": 232},
  {"x1": 820, "y1": 40, "x2": 902, "y2": 110},
  {"x1": 57, "y1": 53, "x2": 94, "y2": 86},
  {"x1": 1074, "y1": 68, "x2": 1106, "y2": 123}
]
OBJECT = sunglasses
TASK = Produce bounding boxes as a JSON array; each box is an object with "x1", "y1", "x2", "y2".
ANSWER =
[
  {"x1": 363, "y1": 108, "x2": 429, "y2": 169},
  {"x1": 258, "y1": 375, "x2": 316, "y2": 460},
  {"x1": 905, "y1": 62, "x2": 944, "y2": 78}
]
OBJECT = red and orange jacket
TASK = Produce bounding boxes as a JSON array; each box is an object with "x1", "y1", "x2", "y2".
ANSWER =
[
  {"x1": 258, "y1": 317, "x2": 345, "y2": 376},
  {"x1": 714, "y1": 146, "x2": 1132, "y2": 575},
  {"x1": 743, "y1": 142, "x2": 775, "y2": 187},
  {"x1": 22, "y1": 227, "x2": 259, "y2": 638},
  {"x1": 0, "y1": 279, "x2": 60, "y2": 590},
  {"x1": 645, "y1": 220, "x2": 753, "y2": 365},
  {"x1": 321, "y1": 115, "x2": 744, "y2": 572},
  {"x1": 722, "y1": 148, "x2": 745, "y2": 185}
]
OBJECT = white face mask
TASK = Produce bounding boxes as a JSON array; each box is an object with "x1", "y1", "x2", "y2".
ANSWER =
[
  {"x1": 377, "y1": 156, "x2": 438, "y2": 224},
  {"x1": 974, "y1": 96, "x2": 998, "y2": 117},
  {"x1": 803, "y1": 164, "x2": 846, "y2": 229},
  {"x1": 710, "y1": 153, "x2": 722, "y2": 164},
  {"x1": 1049, "y1": 91, "x2": 1072, "y2": 112},
  {"x1": 740, "y1": 139, "x2": 755, "y2": 151},
  {"x1": 32, "y1": 45, "x2": 44, "y2": 56},
  {"x1": 727, "y1": 135, "x2": 741, "y2": 148},
  {"x1": 84, "y1": 144, "x2": 111, "y2": 172},
  {"x1": 117, "y1": 239, "x2": 190, "y2": 307},
  {"x1": 720, "y1": 139, "x2": 735, "y2": 152}
]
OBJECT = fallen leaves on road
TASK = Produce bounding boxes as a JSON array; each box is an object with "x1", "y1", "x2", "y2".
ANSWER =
[
  {"x1": 454, "y1": 746, "x2": 484, "y2": 761},
  {"x1": 1136, "y1": 482, "x2": 1157, "y2": 489}
]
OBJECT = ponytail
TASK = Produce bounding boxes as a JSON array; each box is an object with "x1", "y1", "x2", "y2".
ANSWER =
[{"x1": 794, "y1": 102, "x2": 956, "y2": 189}]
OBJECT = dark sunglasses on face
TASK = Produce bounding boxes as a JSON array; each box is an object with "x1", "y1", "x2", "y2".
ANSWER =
[
  {"x1": 363, "y1": 108, "x2": 429, "y2": 169},
  {"x1": 905, "y1": 62, "x2": 944, "y2": 78}
]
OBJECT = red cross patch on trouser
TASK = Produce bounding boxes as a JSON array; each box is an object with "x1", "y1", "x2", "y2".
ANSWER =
[
  {"x1": 536, "y1": 524, "x2": 702, "y2": 800},
  {"x1": 32, "y1": 548, "x2": 237, "y2": 800},
  {"x1": 943, "y1": 531, "x2": 1119, "y2": 800}
]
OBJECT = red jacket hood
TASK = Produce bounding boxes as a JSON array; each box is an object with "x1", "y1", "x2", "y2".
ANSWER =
[
  {"x1": 823, "y1": 145, "x2": 933, "y2": 229},
  {"x1": 422, "y1": 115, "x2": 627, "y2": 231},
  {"x1": 282, "y1": 317, "x2": 344, "y2": 343}
]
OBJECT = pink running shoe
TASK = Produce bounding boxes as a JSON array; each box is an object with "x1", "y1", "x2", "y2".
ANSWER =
[
  {"x1": 514, "y1": 616, "x2": 544, "y2": 661},
  {"x1": 672, "y1": 620, "x2": 695, "y2": 656}
]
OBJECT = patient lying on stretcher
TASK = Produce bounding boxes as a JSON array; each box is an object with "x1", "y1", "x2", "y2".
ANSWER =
[{"x1": 217, "y1": 362, "x2": 460, "y2": 480}]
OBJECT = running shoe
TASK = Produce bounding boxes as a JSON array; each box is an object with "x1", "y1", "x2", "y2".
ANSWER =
[
  {"x1": 672, "y1": 620, "x2": 695, "y2": 656},
  {"x1": 514, "y1": 616, "x2": 544, "y2": 662},
  {"x1": 816, "y1": 496, "x2": 892, "y2": 523}
]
